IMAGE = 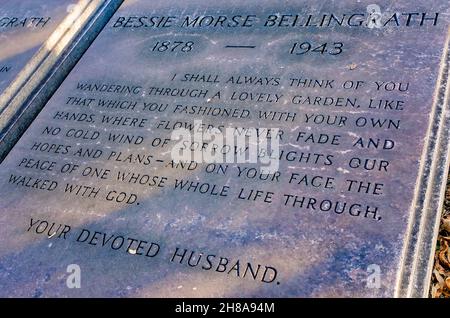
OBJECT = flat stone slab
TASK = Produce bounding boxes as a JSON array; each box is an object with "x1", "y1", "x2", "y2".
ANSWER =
[
  {"x1": 0, "y1": 0, "x2": 75, "y2": 95},
  {"x1": 0, "y1": 0, "x2": 449, "y2": 297}
]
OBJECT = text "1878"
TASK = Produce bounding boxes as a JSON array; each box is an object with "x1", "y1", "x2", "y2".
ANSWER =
[{"x1": 151, "y1": 41, "x2": 194, "y2": 52}]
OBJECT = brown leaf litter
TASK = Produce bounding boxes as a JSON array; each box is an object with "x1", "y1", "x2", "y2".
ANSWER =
[{"x1": 430, "y1": 172, "x2": 450, "y2": 298}]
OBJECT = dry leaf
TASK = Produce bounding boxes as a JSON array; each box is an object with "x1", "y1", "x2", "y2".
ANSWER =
[
  {"x1": 439, "y1": 240, "x2": 450, "y2": 269},
  {"x1": 443, "y1": 289, "x2": 450, "y2": 297},
  {"x1": 348, "y1": 63, "x2": 357, "y2": 70},
  {"x1": 442, "y1": 216, "x2": 450, "y2": 233},
  {"x1": 431, "y1": 284, "x2": 441, "y2": 298},
  {"x1": 446, "y1": 277, "x2": 450, "y2": 290},
  {"x1": 434, "y1": 261, "x2": 447, "y2": 275},
  {"x1": 434, "y1": 269, "x2": 445, "y2": 287}
]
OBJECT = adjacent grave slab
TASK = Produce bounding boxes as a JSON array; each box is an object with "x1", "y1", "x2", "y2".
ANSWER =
[
  {"x1": 0, "y1": 0, "x2": 75, "y2": 95},
  {"x1": 0, "y1": 0, "x2": 124, "y2": 162},
  {"x1": 0, "y1": 0, "x2": 449, "y2": 297}
]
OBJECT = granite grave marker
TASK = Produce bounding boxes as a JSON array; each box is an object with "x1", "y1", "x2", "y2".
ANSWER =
[
  {"x1": 0, "y1": 0, "x2": 76, "y2": 94},
  {"x1": 0, "y1": 0, "x2": 124, "y2": 162},
  {"x1": 0, "y1": 0, "x2": 449, "y2": 297}
]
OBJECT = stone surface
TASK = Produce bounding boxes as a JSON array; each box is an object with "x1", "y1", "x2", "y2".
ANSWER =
[
  {"x1": 0, "y1": 0, "x2": 125, "y2": 162},
  {"x1": 0, "y1": 0, "x2": 75, "y2": 95},
  {"x1": 0, "y1": 0, "x2": 449, "y2": 297}
]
